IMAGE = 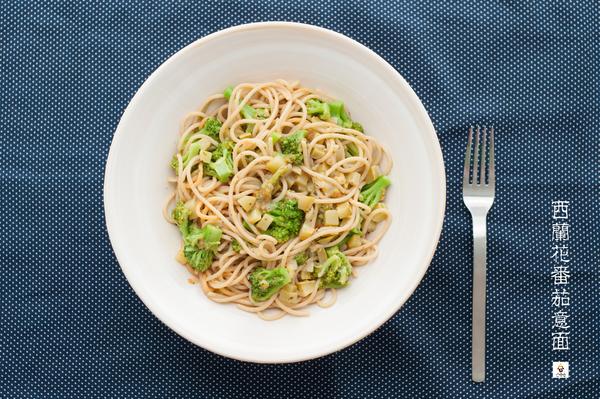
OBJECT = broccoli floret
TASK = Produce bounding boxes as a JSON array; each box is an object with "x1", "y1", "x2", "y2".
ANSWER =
[
  {"x1": 172, "y1": 202, "x2": 222, "y2": 271},
  {"x1": 171, "y1": 139, "x2": 205, "y2": 173},
  {"x1": 231, "y1": 239, "x2": 242, "y2": 252},
  {"x1": 223, "y1": 85, "x2": 233, "y2": 100},
  {"x1": 327, "y1": 101, "x2": 347, "y2": 126},
  {"x1": 256, "y1": 108, "x2": 269, "y2": 119},
  {"x1": 257, "y1": 161, "x2": 291, "y2": 204},
  {"x1": 172, "y1": 201, "x2": 191, "y2": 235},
  {"x1": 294, "y1": 252, "x2": 308, "y2": 266},
  {"x1": 359, "y1": 176, "x2": 391, "y2": 208},
  {"x1": 200, "y1": 117, "x2": 222, "y2": 141},
  {"x1": 314, "y1": 246, "x2": 352, "y2": 288},
  {"x1": 184, "y1": 247, "x2": 214, "y2": 271},
  {"x1": 308, "y1": 98, "x2": 364, "y2": 131},
  {"x1": 170, "y1": 154, "x2": 180, "y2": 172},
  {"x1": 270, "y1": 132, "x2": 282, "y2": 145},
  {"x1": 223, "y1": 85, "x2": 265, "y2": 132},
  {"x1": 350, "y1": 121, "x2": 364, "y2": 132},
  {"x1": 264, "y1": 199, "x2": 305, "y2": 243},
  {"x1": 204, "y1": 141, "x2": 234, "y2": 182},
  {"x1": 248, "y1": 267, "x2": 291, "y2": 302},
  {"x1": 306, "y1": 98, "x2": 331, "y2": 120},
  {"x1": 346, "y1": 142, "x2": 359, "y2": 157},
  {"x1": 280, "y1": 130, "x2": 305, "y2": 165},
  {"x1": 171, "y1": 117, "x2": 225, "y2": 173}
]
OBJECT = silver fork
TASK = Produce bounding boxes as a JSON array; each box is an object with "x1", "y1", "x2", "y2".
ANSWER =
[{"x1": 463, "y1": 126, "x2": 495, "y2": 383}]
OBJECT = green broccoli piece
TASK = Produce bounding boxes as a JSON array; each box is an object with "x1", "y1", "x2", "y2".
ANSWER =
[
  {"x1": 172, "y1": 203, "x2": 223, "y2": 271},
  {"x1": 172, "y1": 201, "x2": 191, "y2": 235},
  {"x1": 350, "y1": 121, "x2": 364, "y2": 132},
  {"x1": 270, "y1": 132, "x2": 282, "y2": 144},
  {"x1": 314, "y1": 246, "x2": 352, "y2": 288},
  {"x1": 223, "y1": 85, "x2": 233, "y2": 100},
  {"x1": 294, "y1": 252, "x2": 308, "y2": 266},
  {"x1": 264, "y1": 199, "x2": 305, "y2": 243},
  {"x1": 172, "y1": 118, "x2": 224, "y2": 173},
  {"x1": 346, "y1": 142, "x2": 359, "y2": 157},
  {"x1": 280, "y1": 130, "x2": 306, "y2": 165},
  {"x1": 196, "y1": 224, "x2": 222, "y2": 251},
  {"x1": 307, "y1": 98, "x2": 331, "y2": 120},
  {"x1": 308, "y1": 98, "x2": 364, "y2": 131},
  {"x1": 199, "y1": 117, "x2": 222, "y2": 141},
  {"x1": 223, "y1": 85, "x2": 265, "y2": 133},
  {"x1": 183, "y1": 223, "x2": 222, "y2": 271},
  {"x1": 231, "y1": 239, "x2": 242, "y2": 252},
  {"x1": 328, "y1": 101, "x2": 347, "y2": 126},
  {"x1": 256, "y1": 108, "x2": 269, "y2": 119},
  {"x1": 184, "y1": 247, "x2": 214, "y2": 271},
  {"x1": 359, "y1": 176, "x2": 391, "y2": 208},
  {"x1": 248, "y1": 267, "x2": 291, "y2": 302},
  {"x1": 204, "y1": 141, "x2": 234, "y2": 182},
  {"x1": 170, "y1": 154, "x2": 180, "y2": 172},
  {"x1": 171, "y1": 139, "x2": 206, "y2": 173}
]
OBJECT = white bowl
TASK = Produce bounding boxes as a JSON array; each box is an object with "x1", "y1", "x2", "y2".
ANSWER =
[{"x1": 104, "y1": 22, "x2": 445, "y2": 363}]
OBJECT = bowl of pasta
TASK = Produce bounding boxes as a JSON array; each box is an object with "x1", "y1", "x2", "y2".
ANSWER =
[{"x1": 104, "y1": 22, "x2": 445, "y2": 363}]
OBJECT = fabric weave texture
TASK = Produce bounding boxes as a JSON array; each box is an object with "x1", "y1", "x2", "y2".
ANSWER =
[{"x1": 1, "y1": 1, "x2": 598, "y2": 398}]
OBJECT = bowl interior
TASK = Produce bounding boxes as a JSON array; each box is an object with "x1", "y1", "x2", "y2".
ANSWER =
[{"x1": 105, "y1": 23, "x2": 445, "y2": 363}]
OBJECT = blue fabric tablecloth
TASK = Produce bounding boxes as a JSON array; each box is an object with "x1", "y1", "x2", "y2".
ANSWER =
[{"x1": 1, "y1": 1, "x2": 598, "y2": 398}]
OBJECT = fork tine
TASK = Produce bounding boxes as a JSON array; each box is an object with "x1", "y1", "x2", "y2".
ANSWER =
[
  {"x1": 463, "y1": 126, "x2": 473, "y2": 186},
  {"x1": 480, "y1": 127, "x2": 488, "y2": 185},
  {"x1": 488, "y1": 127, "x2": 495, "y2": 186},
  {"x1": 472, "y1": 126, "x2": 481, "y2": 185}
]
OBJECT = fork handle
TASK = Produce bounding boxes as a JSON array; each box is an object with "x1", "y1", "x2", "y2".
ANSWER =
[{"x1": 471, "y1": 213, "x2": 487, "y2": 382}]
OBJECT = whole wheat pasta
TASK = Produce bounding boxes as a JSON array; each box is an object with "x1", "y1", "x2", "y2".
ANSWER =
[{"x1": 165, "y1": 80, "x2": 392, "y2": 319}]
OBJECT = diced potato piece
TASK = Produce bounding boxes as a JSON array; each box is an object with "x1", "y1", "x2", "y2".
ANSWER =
[
  {"x1": 311, "y1": 144, "x2": 326, "y2": 159},
  {"x1": 347, "y1": 234, "x2": 362, "y2": 249},
  {"x1": 297, "y1": 195, "x2": 315, "y2": 212},
  {"x1": 256, "y1": 214, "x2": 274, "y2": 231},
  {"x1": 372, "y1": 213, "x2": 387, "y2": 223},
  {"x1": 324, "y1": 210, "x2": 339, "y2": 226},
  {"x1": 298, "y1": 281, "x2": 317, "y2": 297},
  {"x1": 247, "y1": 208, "x2": 262, "y2": 224},
  {"x1": 336, "y1": 202, "x2": 352, "y2": 219},
  {"x1": 372, "y1": 204, "x2": 388, "y2": 222},
  {"x1": 199, "y1": 150, "x2": 212, "y2": 163},
  {"x1": 317, "y1": 236, "x2": 335, "y2": 245},
  {"x1": 315, "y1": 163, "x2": 328, "y2": 174},
  {"x1": 336, "y1": 145, "x2": 346, "y2": 161},
  {"x1": 299, "y1": 271, "x2": 314, "y2": 281},
  {"x1": 280, "y1": 284, "x2": 300, "y2": 305},
  {"x1": 266, "y1": 155, "x2": 286, "y2": 173},
  {"x1": 325, "y1": 154, "x2": 336, "y2": 166},
  {"x1": 334, "y1": 173, "x2": 346, "y2": 186},
  {"x1": 237, "y1": 196, "x2": 256, "y2": 212},
  {"x1": 304, "y1": 258, "x2": 314, "y2": 272},
  {"x1": 317, "y1": 247, "x2": 327, "y2": 263},
  {"x1": 299, "y1": 223, "x2": 314, "y2": 240},
  {"x1": 348, "y1": 172, "x2": 361, "y2": 187},
  {"x1": 295, "y1": 173, "x2": 308, "y2": 188},
  {"x1": 367, "y1": 165, "x2": 381, "y2": 183},
  {"x1": 287, "y1": 259, "x2": 298, "y2": 273},
  {"x1": 175, "y1": 248, "x2": 187, "y2": 265}
]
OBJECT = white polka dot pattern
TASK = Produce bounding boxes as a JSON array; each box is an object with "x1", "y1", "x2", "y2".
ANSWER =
[{"x1": 1, "y1": 1, "x2": 598, "y2": 398}]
